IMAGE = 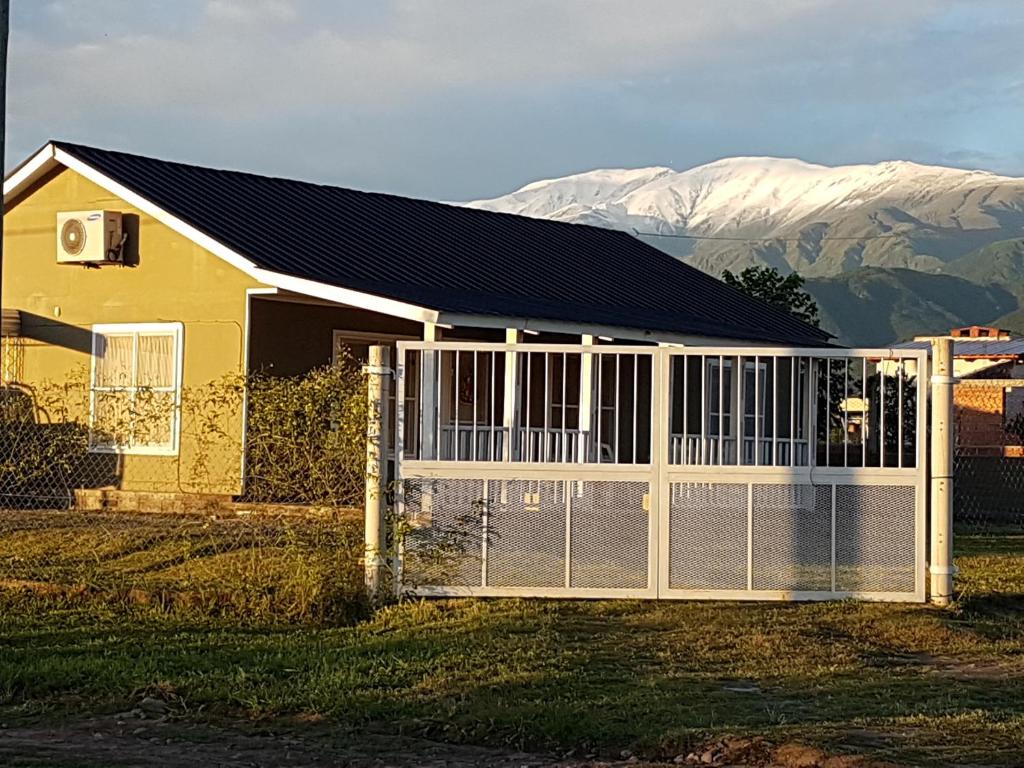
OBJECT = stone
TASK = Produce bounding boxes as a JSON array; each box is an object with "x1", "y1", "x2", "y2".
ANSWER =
[{"x1": 137, "y1": 696, "x2": 170, "y2": 714}]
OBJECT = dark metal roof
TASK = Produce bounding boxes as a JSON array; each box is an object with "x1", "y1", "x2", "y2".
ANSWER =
[
  {"x1": 51, "y1": 141, "x2": 831, "y2": 345},
  {"x1": 893, "y1": 338, "x2": 1024, "y2": 357}
]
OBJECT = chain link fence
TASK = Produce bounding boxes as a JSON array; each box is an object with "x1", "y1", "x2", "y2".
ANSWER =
[
  {"x1": 954, "y1": 379, "x2": 1024, "y2": 533},
  {"x1": 0, "y1": 363, "x2": 367, "y2": 510},
  {"x1": 0, "y1": 361, "x2": 376, "y2": 620}
]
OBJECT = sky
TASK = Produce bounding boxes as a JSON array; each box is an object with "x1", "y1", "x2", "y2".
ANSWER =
[{"x1": 6, "y1": 0, "x2": 1024, "y2": 201}]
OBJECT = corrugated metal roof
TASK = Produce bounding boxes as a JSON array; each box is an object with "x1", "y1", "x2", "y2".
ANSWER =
[
  {"x1": 892, "y1": 338, "x2": 1024, "y2": 357},
  {"x1": 51, "y1": 141, "x2": 831, "y2": 346}
]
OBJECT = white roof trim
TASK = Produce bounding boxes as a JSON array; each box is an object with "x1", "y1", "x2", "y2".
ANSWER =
[
  {"x1": 435, "y1": 312, "x2": 782, "y2": 346},
  {"x1": 3, "y1": 143, "x2": 440, "y2": 326},
  {"x1": 249, "y1": 269, "x2": 438, "y2": 324},
  {"x1": 2, "y1": 144, "x2": 59, "y2": 201}
]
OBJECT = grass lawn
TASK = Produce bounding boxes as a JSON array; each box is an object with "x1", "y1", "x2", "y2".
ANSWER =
[{"x1": 0, "y1": 533, "x2": 1022, "y2": 766}]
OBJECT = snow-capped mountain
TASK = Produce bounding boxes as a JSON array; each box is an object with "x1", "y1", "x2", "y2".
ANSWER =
[{"x1": 466, "y1": 157, "x2": 1024, "y2": 277}]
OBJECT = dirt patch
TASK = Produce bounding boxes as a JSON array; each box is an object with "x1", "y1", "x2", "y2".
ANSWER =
[
  {"x1": 929, "y1": 656, "x2": 1024, "y2": 681},
  {"x1": 1, "y1": 717, "x2": 546, "y2": 768},
  {"x1": 0, "y1": 718, "x2": 900, "y2": 768},
  {"x1": 670, "y1": 736, "x2": 896, "y2": 768},
  {"x1": 867, "y1": 650, "x2": 1024, "y2": 681}
]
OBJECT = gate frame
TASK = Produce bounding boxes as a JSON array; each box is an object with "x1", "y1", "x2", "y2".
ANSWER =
[{"x1": 393, "y1": 341, "x2": 930, "y2": 602}]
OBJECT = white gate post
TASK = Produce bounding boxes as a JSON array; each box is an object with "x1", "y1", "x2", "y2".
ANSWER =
[
  {"x1": 365, "y1": 345, "x2": 391, "y2": 598},
  {"x1": 930, "y1": 338, "x2": 955, "y2": 606}
]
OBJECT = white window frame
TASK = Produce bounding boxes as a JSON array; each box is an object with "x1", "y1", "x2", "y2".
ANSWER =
[{"x1": 89, "y1": 322, "x2": 184, "y2": 456}]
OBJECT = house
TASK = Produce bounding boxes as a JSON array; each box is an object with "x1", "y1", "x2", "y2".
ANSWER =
[
  {"x1": 890, "y1": 326, "x2": 1024, "y2": 455},
  {"x1": 1, "y1": 141, "x2": 830, "y2": 502}
]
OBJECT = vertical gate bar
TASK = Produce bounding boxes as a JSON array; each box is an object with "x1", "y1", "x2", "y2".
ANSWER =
[
  {"x1": 880, "y1": 359, "x2": 886, "y2": 468},
  {"x1": 564, "y1": 479, "x2": 572, "y2": 588},
  {"x1": 543, "y1": 352, "x2": 549, "y2": 461},
  {"x1": 804, "y1": 357, "x2": 811, "y2": 462},
  {"x1": 454, "y1": 351, "x2": 461, "y2": 461},
  {"x1": 525, "y1": 352, "x2": 533, "y2": 461},
  {"x1": 563, "y1": 352, "x2": 569, "y2": 462},
  {"x1": 682, "y1": 355, "x2": 688, "y2": 464},
  {"x1": 790, "y1": 357, "x2": 796, "y2": 467},
  {"x1": 615, "y1": 354, "x2": 621, "y2": 463},
  {"x1": 718, "y1": 354, "x2": 724, "y2": 466},
  {"x1": 898, "y1": 362, "x2": 904, "y2": 469},
  {"x1": 436, "y1": 350, "x2": 442, "y2": 460},
  {"x1": 825, "y1": 358, "x2": 831, "y2": 468},
  {"x1": 843, "y1": 360, "x2": 849, "y2": 467},
  {"x1": 481, "y1": 480, "x2": 489, "y2": 587},
  {"x1": 489, "y1": 351, "x2": 496, "y2": 460},
  {"x1": 667, "y1": 355, "x2": 675, "y2": 465},
  {"x1": 772, "y1": 357, "x2": 778, "y2": 466},
  {"x1": 393, "y1": 345, "x2": 407, "y2": 594},
  {"x1": 830, "y1": 483, "x2": 837, "y2": 593},
  {"x1": 861, "y1": 357, "x2": 867, "y2": 468},
  {"x1": 395, "y1": 345, "x2": 406, "y2": 467},
  {"x1": 597, "y1": 353, "x2": 604, "y2": 463},
  {"x1": 734, "y1": 355, "x2": 742, "y2": 466},
  {"x1": 472, "y1": 351, "x2": 478, "y2": 461},
  {"x1": 754, "y1": 356, "x2": 761, "y2": 466},
  {"x1": 700, "y1": 355, "x2": 706, "y2": 465},
  {"x1": 413, "y1": 350, "x2": 421, "y2": 460},
  {"x1": 746, "y1": 482, "x2": 754, "y2": 591},
  {"x1": 633, "y1": 354, "x2": 639, "y2": 465}
]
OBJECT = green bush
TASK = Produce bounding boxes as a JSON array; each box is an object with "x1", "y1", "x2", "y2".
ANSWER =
[{"x1": 244, "y1": 360, "x2": 368, "y2": 506}]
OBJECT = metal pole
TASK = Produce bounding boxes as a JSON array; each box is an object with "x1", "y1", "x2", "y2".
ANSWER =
[
  {"x1": 930, "y1": 338, "x2": 955, "y2": 606},
  {"x1": 364, "y1": 345, "x2": 390, "y2": 599},
  {"x1": 0, "y1": 0, "x2": 10, "y2": 327}
]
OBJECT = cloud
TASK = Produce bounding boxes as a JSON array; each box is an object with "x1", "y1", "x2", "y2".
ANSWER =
[
  {"x1": 7, "y1": 0, "x2": 1024, "y2": 198},
  {"x1": 11, "y1": 0, "x2": 949, "y2": 119}
]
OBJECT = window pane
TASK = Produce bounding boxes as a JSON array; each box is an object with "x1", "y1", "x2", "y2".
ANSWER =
[
  {"x1": 133, "y1": 391, "x2": 175, "y2": 447},
  {"x1": 95, "y1": 334, "x2": 134, "y2": 387},
  {"x1": 92, "y1": 390, "x2": 133, "y2": 447},
  {"x1": 137, "y1": 334, "x2": 175, "y2": 388}
]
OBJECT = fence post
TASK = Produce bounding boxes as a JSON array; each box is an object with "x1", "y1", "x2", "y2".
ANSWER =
[
  {"x1": 364, "y1": 345, "x2": 391, "y2": 599},
  {"x1": 930, "y1": 338, "x2": 955, "y2": 606}
]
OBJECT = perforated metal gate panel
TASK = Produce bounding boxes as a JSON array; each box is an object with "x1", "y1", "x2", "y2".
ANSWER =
[
  {"x1": 669, "y1": 483, "x2": 748, "y2": 590},
  {"x1": 487, "y1": 480, "x2": 567, "y2": 588},
  {"x1": 397, "y1": 342, "x2": 925, "y2": 602},
  {"x1": 752, "y1": 484, "x2": 831, "y2": 591},
  {"x1": 835, "y1": 484, "x2": 916, "y2": 593},
  {"x1": 403, "y1": 478, "x2": 485, "y2": 587},
  {"x1": 570, "y1": 481, "x2": 648, "y2": 589}
]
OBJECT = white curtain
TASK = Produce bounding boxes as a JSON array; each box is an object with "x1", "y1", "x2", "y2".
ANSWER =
[
  {"x1": 94, "y1": 334, "x2": 134, "y2": 387},
  {"x1": 137, "y1": 334, "x2": 175, "y2": 388}
]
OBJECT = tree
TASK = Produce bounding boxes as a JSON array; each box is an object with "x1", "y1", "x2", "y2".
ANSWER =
[{"x1": 721, "y1": 266, "x2": 820, "y2": 327}]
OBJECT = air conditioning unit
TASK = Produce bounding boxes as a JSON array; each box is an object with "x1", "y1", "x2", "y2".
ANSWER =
[{"x1": 56, "y1": 211, "x2": 124, "y2": 264}]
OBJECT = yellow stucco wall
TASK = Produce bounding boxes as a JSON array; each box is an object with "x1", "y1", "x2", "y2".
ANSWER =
[{"x1": 2, "y1": 167, "x2": 266, "y2": 495}]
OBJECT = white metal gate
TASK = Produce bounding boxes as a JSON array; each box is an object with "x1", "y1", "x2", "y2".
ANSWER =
[{"x1": 394, "y1": 342, "x2": 928, "y2": 602}]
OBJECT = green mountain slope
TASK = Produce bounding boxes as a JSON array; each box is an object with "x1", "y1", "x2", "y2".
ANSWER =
[
  {"x1": 943, "y1": 238, "x2": 1024, "y2": 297},
  {"x1": 804, "y1": 268, "x2": 1018, "y2": 346}
]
